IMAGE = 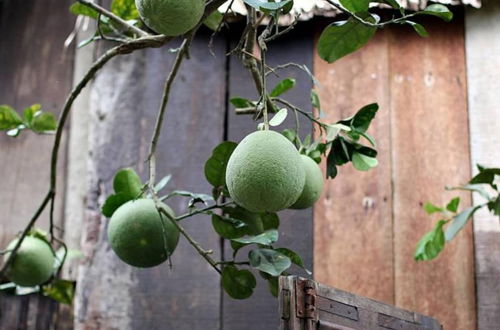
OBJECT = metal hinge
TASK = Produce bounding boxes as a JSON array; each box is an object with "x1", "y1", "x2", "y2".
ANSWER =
[{"x1": 295, "y1": 278, "x2": 317, "y2": 320}]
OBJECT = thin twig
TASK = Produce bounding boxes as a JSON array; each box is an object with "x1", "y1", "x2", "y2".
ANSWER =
[
  {"x1": 208, "y1": 0, "x2": 235, "y2": 55},
  {"x1": 77, "y1": 0, "x2": 150, "y2": 37},
  {"x1": 323, "y1": 0, "x2": 417, "y2": 27},
  {"x1": 175, "y1": 201, "x2": 235, "y2": 222},
  {"x1": 158, "y1": 207, "x2": 221, "y2": 274},
  {"x1": 148, "y1": 38, "x2": 190, "y2": 189}
]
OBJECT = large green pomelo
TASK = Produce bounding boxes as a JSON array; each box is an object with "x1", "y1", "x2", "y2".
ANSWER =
[
  {"x1": 108, "y1": 199, "x2": 180, "y2": 268},
  {"x1": 290, "y1": 155, "x2": 324, "y2": 209},
  {"x1": 135, "y1": 0, "x2": 205, "y2": 36},
  {"x1": 226, "y1": 130, "x2": 306, "y2": 213},
  {"x1": 4, "y1": 236, "x2": 55, "y2": 287}
]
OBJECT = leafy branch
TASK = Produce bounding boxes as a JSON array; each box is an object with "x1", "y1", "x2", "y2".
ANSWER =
[{"x1": 415, "y1": 165, "x2": 499, "y2": 261}]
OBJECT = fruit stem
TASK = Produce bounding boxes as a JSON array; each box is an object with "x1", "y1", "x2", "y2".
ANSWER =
[{"x1": 157, "y1": 205, "x2": 222, "y2": 274}]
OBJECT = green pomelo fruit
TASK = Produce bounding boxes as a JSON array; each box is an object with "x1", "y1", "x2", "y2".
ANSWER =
[
  {"x1": 135, "y1": 0, "x2": 205, "y2": 36},
  {"x1": 290, "y1": 155, "x2": 325, "y2": 209},
  {"x1": 107, "y1": 199, "x2": 180, "y2": 268},
  {"x1": 226, "y1": 130, "x2": 306, "y2": 213},
  {"x1": 4, "y1": 236, "x2": 55, "y2": 287}
]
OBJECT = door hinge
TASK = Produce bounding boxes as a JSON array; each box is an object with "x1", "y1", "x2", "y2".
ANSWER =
[{"x1": 295, "y1": 278, "x2": 317, "y2": 320}]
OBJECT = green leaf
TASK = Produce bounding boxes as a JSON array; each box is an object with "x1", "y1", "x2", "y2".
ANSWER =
[
  {"x1": 0, "y1": 105, "x2": 23, "y2": 130},
  {"x1": 230, "y1": 97, "x2": 253, "y2": 108},
  {"x1": 243, "y1": 0, "x2": 292, "y2": 11},
  {"x1": 281, "y1": 129, "x2": 298, "y2": 145},
  {"x1": 423, "y1": 202, "x2": 444, "y2": 215},
  {"x1": 101, "y1": 192, "x2": 131, "y2": 217},
  {"x1": 446, "y1": 197, "x2": 460, "y2": 213},
  {"x1": 488, "y1": 196, "x2": 500, "y2": 216},
  {"x1": 414, "y1": 220, "x2": 448, "y2": 261},
  {"x1": 317, "y1": 18, "x2": 376, "y2": 63},
  {"x1": 154, "y1": 174, "x2": 172, "y2": 193},
  {"x1": 22, "y1": 104, "x2": 42, "y2": 124},
  {"x1": 232, "y1": 229, "x2": 278, "y2": 245},
  {"x1": 31, "y1": 112, "x2": 57, "y2": 132},
  {"x1": 447, "y1": 184, "x2": 490, "y2": 200},
  {"x1": 310, "y1": 90, "x2": 321, "y2": 109},
  {"x1": 269, "y1": 108, "x2": 288, "y2": 127},
  {"x1": 248, "y1": 248, "x2": 291, "y2": 276},
  {"x1": 350, "y1": 103, "x2": 378, "y2": 133},
  {"x1": 339, "y1": 0, "x2": 370, "y2": 13},
  {"x1": 264, "y1": 274, "x2": 279, "y2": 297},
  {"x1": 212, "y1": 214, "x2": 247, "y2": 239},
  {"x1": 69, "y1": 3, "x2": 99, "y2": 19},
  {"x1": 373, "y1": 0, "x2": 400, "y2": 9},
  {"x1": 407, "y1": 21, "x2": 429, "y2": 37},
  {"x1": 204, "y1": 141, "x2": 238, "y2": 187},
  {"x1": 221, "y1": 265, "x2": 256, "y2": 299},
  {"x1": 113, "y1": 168, "x2": 143, "y2": 199},
  {"x1": 162, "y1": 190, "x2": 214, "y2": 208},
  {"x1": 270, "y1": 78, "x2": 296, "y2": 97},
  {"x1": 469, "y1": 168, "x2": 500, "y2": 185},
  {"x1": 275, "y1": 248, "x2": 311, "y2": 275},
  {"x1": 420, "y1": 4, "x2": 453, "y2": 22},
  {"x1": 445, "y1": 206, "x2": 482, "y2": 241},
  {"x1": 352, "y1": 152, "x2": 378, "y2": 171},
  {"x1": 204, "y1": 11, "x2": 224, "y2": 31},
  {"x1": 42, "y1": 279, "x2": 75, "y2": 305},
  {"x1": 111, "y1": 0, "x2": 139, "y2": 20}
]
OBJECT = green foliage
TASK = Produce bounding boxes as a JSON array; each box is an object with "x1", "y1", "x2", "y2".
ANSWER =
[
  {"x1": 270, "y1": 78, "x2": 296, "y2": 97},
  {"x1": 248, "y1": 248, "x2": 291, "y2": 276},
  {"x1": 407, "y1": 21, "x2": 429, "y2": 38},
  {"x1": 102, "y1": 168, "x2": 144, "y2": 217},
  {"x1": 243, "y1": 0, "x2": 293, "y2": 12},
  {"x1": 221, "y1": 265, "x2": 256, "y2": 299},
  {"x1": 42, "y1": 279, "x2": 76, "y2": 305},
  {"x1": 269, "y1": 108, "x2": 288, "y2": 127},
  {"x1": 416, "y1": 165, "x2": 499, "y2": 261},
  {"x1": 317, "y1": 17, "x2": 376, "y2": 63},
  {"x1": 414, "y1": 220, "x2": 447, "y2": 261},
  {"x1": 232, "y1": 229, "x2": 279, "y2": 245},
  {"x1": 69, "y1": 3, "x2": 99, "y2": 19},
  {"x1": 204, "y1": 11, "x2": 224, "y2": 31},
  {"x1": 339, "y1": 0, "x2": 369, "y2": 13},
  {"x1": 111, "y1": 0, "x2": 139, "y2": 20},
  {"x1": 420, "y1": 4, "x2": 453, "y2": 22},
  {"x1": 204, "y1": 141, "x2": 238, "y2": 192},
  {"x1": 0, "y1": 104, "x2": 57, "y2": 137}
]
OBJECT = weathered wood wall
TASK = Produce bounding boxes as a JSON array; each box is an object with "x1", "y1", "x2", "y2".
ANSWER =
[
  {"x1": 465, "y1": 1, "x2": 500, "y2": 329},
  {"x1": 313, "y1": 15, "x2": 477, "y2": 330},
  {"x1": 0, "y1": 0, "x2": 75, "y2": 328}
]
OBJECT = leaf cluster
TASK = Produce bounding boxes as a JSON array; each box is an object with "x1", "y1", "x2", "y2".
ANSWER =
[
  {"x1": 415, "y1": 165, "x2": 500, "y2": 261},
  {"x1": 0, "y1": 104, "x2": 57, "y2": 137}
]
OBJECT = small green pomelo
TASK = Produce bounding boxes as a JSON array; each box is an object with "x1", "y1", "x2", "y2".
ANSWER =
[
  {"x1": 107, "y1": 199, "x2": 180, "y2": 268},
  {"x1": 226, "y1": 130, "x2": 306, "y2": 213},
  {"x1": 135, "y1": 0, "x2": 205, "y2": 36},
  {"x1": 4, "y1": 236, "x2": 55, "y2": 287},
  {"x1": 290, "y1": 155, "x2": 325, "y2": 209}
]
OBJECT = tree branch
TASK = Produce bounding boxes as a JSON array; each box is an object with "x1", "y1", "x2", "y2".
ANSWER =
[{"x1": 77, "y1": 0, "x2": 150, "y2": 37}]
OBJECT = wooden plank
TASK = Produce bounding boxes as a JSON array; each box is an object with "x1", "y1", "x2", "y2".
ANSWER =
[
  {"x1": 389, "y1": 17, "x2": 476, "y2": 330},
  {"x1": 76, "y1": 32, "x2": 227, "y2": 330},
  {"x1": 465, "y1": 3, "x2": 500, "y2": 329},
  {"x1": 0, "y1": 0, "x2": 75, "y2": 329},
  {"x1": 313, "y1": 25, "x2": 394, "y2": 304},
  {"x1": 223, "y1": 22, "x2": 315, "y2": 330}
]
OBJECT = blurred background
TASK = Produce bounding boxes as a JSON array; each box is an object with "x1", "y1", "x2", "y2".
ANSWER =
[{"x1": 0, "y1": 0, "x2": 498, "y2": 329}]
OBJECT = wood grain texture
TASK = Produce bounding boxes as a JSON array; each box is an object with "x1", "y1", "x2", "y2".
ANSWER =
[
  {"x1": 313, "y1": 15, "x2": 476, "y2": 330},
  {"x1": 389, "y1": 17, "x2": 476, "y2": 330},
  {"x1": 0, "y1": 0, "x2": 75, "y2": 329},
  {"x1": 313, "y1": 25, "x2": 394, "y2": 305},
  {"x1": 223, "y1": 22, "x2": 315, "y2": 330},
  {"x1": 76, "y1": 33, "x2": 227, "y2": 330},
  {"x1": 465, "y1": 2, "x2": 500, "y2": 329}
]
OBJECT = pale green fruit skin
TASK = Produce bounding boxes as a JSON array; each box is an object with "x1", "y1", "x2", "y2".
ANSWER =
[
  {"x1": 226, "y1": 130, "x2": 306, "y2": 213},
  {"x1": 135, "y1": 0, "x2": 205, "y2": 36},
  {"x1": 108, "y1": 199, "x2": 179, "y2": 268},
  {"x1": 290, "y1": 155, "x2": 325, "y2": 209},
  {"x1": 4, "y1": 236, "x2": 55, "y2": 287}
]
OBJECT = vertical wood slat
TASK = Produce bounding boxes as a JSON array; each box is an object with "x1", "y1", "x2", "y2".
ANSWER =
[
  {"x1": 223, "y1": 23, "x2": 315, "y2": 330},
  {"x1": 465, "y1": 2, "x2": 500, "y2": 329},
  {"x1": 75, "y1": 33, "x2": 227, "y2": 330},
  {"x1": 313, "y1": 16, "x2": 476, "y2": 330},
  {"x1": 0, "y1": 0, "x2": 75, "y2": 329},
  {"x1": 390, "y1": 17, "x2": 476, "y2": 330},
  {"x1": 313, "y1": 27, "x2": 394, "y2": 305}
]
